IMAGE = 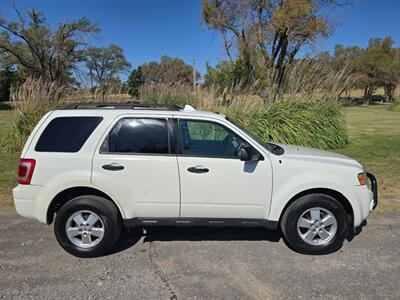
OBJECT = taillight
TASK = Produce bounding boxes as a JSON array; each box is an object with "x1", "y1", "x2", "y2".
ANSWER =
[{"x1": 18, "y1": 159, "x2": 36, "y2": 185}]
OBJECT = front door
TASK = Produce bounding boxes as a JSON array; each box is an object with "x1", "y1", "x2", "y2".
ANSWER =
[
  {"x1": 176, "y1": 118, "x2": 272, "y2": 219},
  {"x1": 92, "y1": 117, "x2": 180, "y2": 219}
]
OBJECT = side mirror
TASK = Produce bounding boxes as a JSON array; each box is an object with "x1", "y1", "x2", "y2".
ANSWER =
[
  {"x1": 239, "y1": 145, "x2": 261, "y2": 161},
  {"x1": 239, "y1": 147, "x2": 251, "y2": 161}
]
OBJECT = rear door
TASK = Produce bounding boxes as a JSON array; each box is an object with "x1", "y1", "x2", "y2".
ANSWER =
[{"x1": 91, "y1": 115, "x2": 180, "y2": 219}]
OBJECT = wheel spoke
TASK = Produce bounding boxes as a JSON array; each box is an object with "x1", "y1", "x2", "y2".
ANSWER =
[
  {"x1": 91, "y1": 227, "x2": 104, "y2": 238},
  {"x1": 72, "y1": 213, "x2": 85, "y2": 226},
  {"x1": 298, "y1": 217, "x2": 313, "y2": 228},
  {"x1": 318, "y1": 228, "x2": 331, "y2": 240},
  {"x1": 86, "y1": 213, "x2": 99, "y2": 226},
  {"x1": 321, "y1": 215, "x2": 335, "y2": 226},
  {"x1": 310, "y1": 208, "x2": 321, "y2": 221},
  {"x1": 66, "y1": 227, "x2": 80, "y2": 239},
  {"x1": 81, "y1": 234, "x2": 92, "y2": 244},
  {"x1": 303, "y1": 229, "x2": 317, "y2": 242}
]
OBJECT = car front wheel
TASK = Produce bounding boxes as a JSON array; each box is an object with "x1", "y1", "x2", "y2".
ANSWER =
[
  {"x1": 54, "y1": 195, "x2": 121, "y2": 257},
  {"x1": 281, "y1": 193, "x2": 349, "y2": 255}
]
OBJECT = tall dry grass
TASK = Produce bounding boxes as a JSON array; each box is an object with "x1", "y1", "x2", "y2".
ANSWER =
[
  {"x1": 137, "y1": 62, "x2": 350, "y2": 150},
  {"x1": 139, "y1": 82, "x2": 264, "y2": 109},
  {"x1": 1, "y1": 78, "x2": 58, "y2": 152},
  {"x1": 1, "y1": 77, "x2": 135, "y2": 152},
  {"x1": 10, "y1": 77, "x2": 65, "y2": 105},
  {"x1": 1, "y1": 71, "x2": 349, "y2": 153},
  {"x1": 280, "y1": 59, "x2": 358, "y2": 101}
]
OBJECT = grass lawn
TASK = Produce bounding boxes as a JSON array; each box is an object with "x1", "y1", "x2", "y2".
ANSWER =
[
  {"x1": 0, "y1": 105, "x2": 399, "y2": 211},
  {"x1": 0, "y1": 108, "x2": 18, "y2": 208},
  {"x1": 336, "y1": 105, "x2": 400, "y2": 212}
]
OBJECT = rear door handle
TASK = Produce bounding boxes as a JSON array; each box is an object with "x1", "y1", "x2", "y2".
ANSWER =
[
  {"x1": 187, "y1": 166, "x2": 209, "y2": 174},
  {"x1": 102, "y1": 163, "x2": 124, "y2": 171}
]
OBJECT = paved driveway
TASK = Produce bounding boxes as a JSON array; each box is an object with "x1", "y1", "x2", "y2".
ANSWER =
[{"x1": 0, "y1": 208, "x2": 399, "y2": 299}]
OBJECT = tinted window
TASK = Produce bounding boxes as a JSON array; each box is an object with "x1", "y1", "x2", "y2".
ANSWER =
[
  {"x1": 35, "y1": 117, "x2": 102, "y2": 152},
  {"x1": 178, "y1": 120, "x2": 247, "y2": 158},
  {"x1": 107, "y1": 118, "x2": 169, "y2": 154}
]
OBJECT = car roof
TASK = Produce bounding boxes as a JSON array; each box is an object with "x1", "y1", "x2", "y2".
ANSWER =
[{"x1": 52, "y1": 103, "x2": 226, "y2": 120}]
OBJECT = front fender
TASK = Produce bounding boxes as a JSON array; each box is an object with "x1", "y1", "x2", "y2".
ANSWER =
[{"x1": 267, "y1": 171, "x2": 362, "y2": 224}]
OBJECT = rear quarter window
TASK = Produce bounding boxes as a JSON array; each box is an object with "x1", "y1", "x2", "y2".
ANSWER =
[{"x1": 35, "y1": 117, "x2": 103, "y2": 152}]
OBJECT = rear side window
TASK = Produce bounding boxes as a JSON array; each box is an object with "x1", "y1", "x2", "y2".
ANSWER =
[
  {"x1": 105, "y1": 118, "x2": 169, "y2": 154},
  {"x1": 35, "y1": 117, "x2": 103, "y2": 152}
]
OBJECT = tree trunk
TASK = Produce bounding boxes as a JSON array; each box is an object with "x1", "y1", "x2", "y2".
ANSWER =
[
  {"x1": 363, "y1": 85, "x2": 372, "y2": 105},
  {"x1": 384, "y1": 84, "x2": 395, "y2": 102}
]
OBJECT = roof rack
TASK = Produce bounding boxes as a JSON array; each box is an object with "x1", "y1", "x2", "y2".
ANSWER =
[{"x1": 62, "y1": 102, "x2": 182, "y2": 111}]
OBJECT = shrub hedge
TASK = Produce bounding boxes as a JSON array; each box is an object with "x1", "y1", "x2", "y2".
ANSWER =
[{"x1": 222, "y1": 101, "x2": 348, "y2": 150}]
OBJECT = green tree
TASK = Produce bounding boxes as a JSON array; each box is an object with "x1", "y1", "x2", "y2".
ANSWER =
[
  {"x1": 204, "y1": 59, "x2": 250, "y2": 89},
  {"x1": 0, "y1": 8, "x2": 98, "y2": 86},
  {"x1": 0, "y1": 52, "x2": 21, "y2": 101},
  {"x1": 202, "y1": 0, "x2": 346, "y2": 100},
  {"x1": 0, "y1": 66, "x2": 21, "y2": 101},
  {"x1": 332, "y1": 38, "x2": 400, "y2": 102},
  {"x1": 85, "y1": 44, "x2": 131, "y2": 96},
  {"x1": 141, "y1": 56, "x2": 198, "y2": 85},
  {"x1": 358, "y1": 37, "x2": 400, "y2": 102},
  {"x1": 127, "y1": 66, "x2": 144, "y2": 98}
]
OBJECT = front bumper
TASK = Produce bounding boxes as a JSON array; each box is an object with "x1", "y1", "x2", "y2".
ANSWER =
[
  {"x1": 366, "y1": 172, "x2": 378, "y2": 210},
  {"x1": 352, "y1": 172, "x2": 377, "y2": 227}
]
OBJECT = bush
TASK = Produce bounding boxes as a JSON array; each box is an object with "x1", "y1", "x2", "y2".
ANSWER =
[
  {"x1": 0, "y1": 104, "x2": 50, "y2": 153},
  {"x1": 388, "y1": 104, "x2": 400, "y2": 112},
  {"x1": 221, "y1": 101, "x2": 348, "y2": 150},
  {"x1": 388, "y1": 96, "x2": 400, "y2": 112}
]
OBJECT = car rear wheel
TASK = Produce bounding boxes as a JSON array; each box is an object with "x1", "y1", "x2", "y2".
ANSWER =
[
  {"x1": 54, "y1": 195, "x2": 121, "y2": 257},
  {"x1": 281, "y1": 193, "x2": 349, "y2": 255}
]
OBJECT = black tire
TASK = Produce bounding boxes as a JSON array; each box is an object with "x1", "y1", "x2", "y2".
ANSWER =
[
  {"x1": 280, "y1": 193, "x2": 349, "y2": 255},
  {"x1": 54, "y1": 195, "x2": 122, "y2": 257}
]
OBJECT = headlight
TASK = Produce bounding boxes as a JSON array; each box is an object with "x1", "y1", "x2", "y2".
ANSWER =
[{"x1": 357, "y1": 172, "x2": 367, "y2": 185}]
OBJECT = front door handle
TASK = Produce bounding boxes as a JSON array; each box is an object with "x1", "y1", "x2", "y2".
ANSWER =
[
  {"x1": 187, "y1": 166, "x2": 209, "y2": 174},
  {"x1": 102, "y1": 163, "x2": 124, "y2": 171}
]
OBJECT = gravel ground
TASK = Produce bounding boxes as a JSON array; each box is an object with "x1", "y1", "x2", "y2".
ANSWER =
[{"x1": 0, "y1": 208, "x2": 399, "y2": 300}]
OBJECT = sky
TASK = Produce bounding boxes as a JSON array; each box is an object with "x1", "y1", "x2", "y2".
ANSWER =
[{"x1": 0, "y1": 0, "x2": 399, "y2": 77}]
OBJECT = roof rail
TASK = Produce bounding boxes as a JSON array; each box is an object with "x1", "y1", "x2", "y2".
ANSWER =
[{"x1": 61, "y1": 102, "x2": 182, "y2": 111}]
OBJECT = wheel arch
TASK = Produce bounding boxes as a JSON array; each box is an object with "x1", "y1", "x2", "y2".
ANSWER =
[
  {"x1": 46, "y1": 186, "x2": 123, "y2": 224},
  {"x1": 278, "y1": 188, "x2": 354, "y2": 227}
]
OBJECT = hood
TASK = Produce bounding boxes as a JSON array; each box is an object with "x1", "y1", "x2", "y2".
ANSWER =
[{"x1": 277, "y1": 143, "x2": 363, "y2": 169}]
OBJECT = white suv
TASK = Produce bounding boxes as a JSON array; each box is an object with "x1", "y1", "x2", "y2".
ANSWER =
[{"x1": 13, "y1": 103, "x2": 377, "y2": 257}]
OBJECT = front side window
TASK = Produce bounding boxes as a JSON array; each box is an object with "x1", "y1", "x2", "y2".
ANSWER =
[
  {"x1": 106, "y1": 118, "x2": 169, "y2": 154},
  {"x1": 178, "y1": 119, "x2": 247, "y2": 158},
  {"x1": 35, "y1": 117, "x2": 103, "y2": 152}
]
